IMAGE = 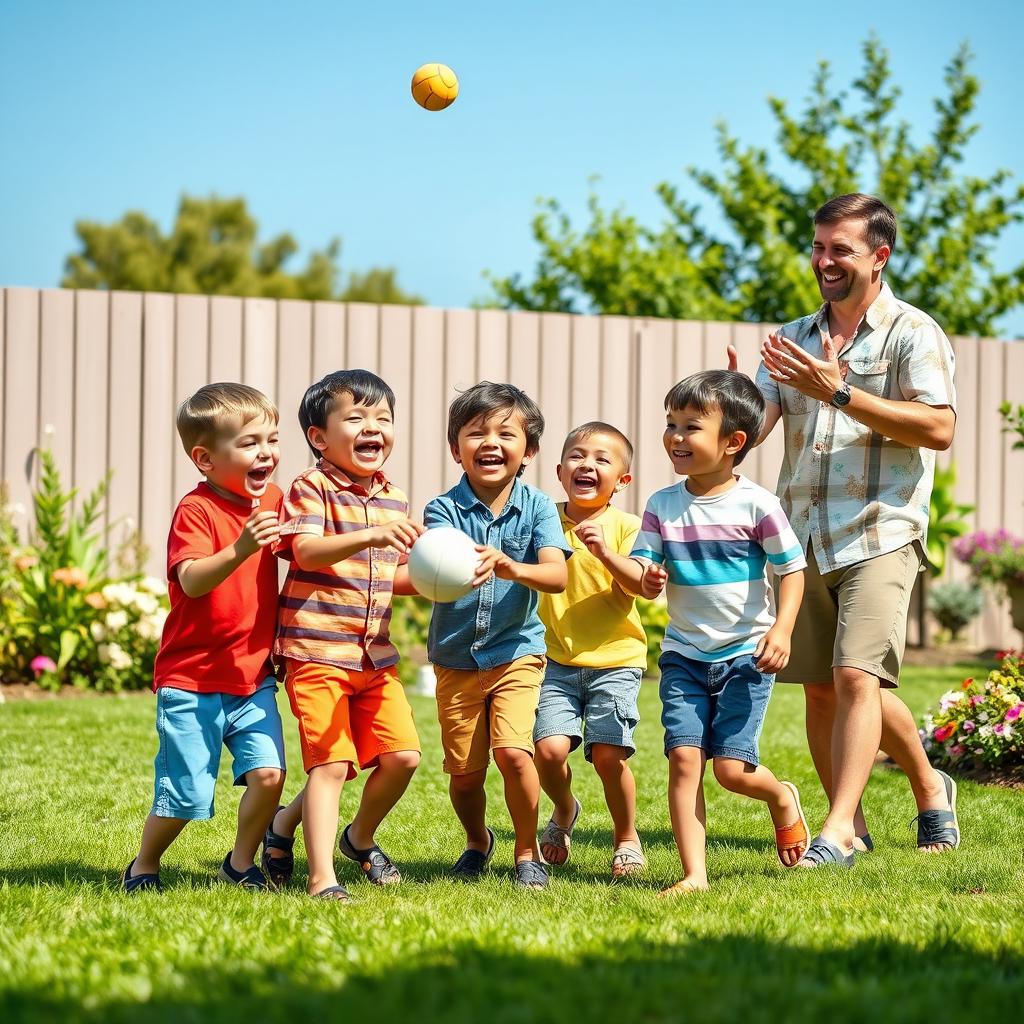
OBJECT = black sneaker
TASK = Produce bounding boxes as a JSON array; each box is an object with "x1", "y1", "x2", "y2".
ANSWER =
[
  {"x1": 217, "y1": 852, "x2": 273, "y2": 890},
  {"x1": 121, "y1": 858, "x2": 163, "y2": 894},
  {"x1": 514, "y1": 859, "x2": 549, "y2": 890},
  {"x1": 450, "y1": 827, "x2": 496, "y2": 882}
]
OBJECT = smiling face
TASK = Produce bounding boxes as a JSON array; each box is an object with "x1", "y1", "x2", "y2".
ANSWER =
[
  {"x1": 307, "y1": 390, "x2": 394, "y2": 485},
  {"x1": 664, "y1": 404, "x2": 744, "y2": 477},
  {"x1": 556, "y1": 432, "x2": 631, "y2": 512},
  {"x1": 811, "y1": 217, "x2": 889, "y2": 306},
  {"x1": 194, "y1": 414, "x2": 280, "y2": 505},
  {"x1": 452, "y1": 408, "x2": 534, "y2": 493}
]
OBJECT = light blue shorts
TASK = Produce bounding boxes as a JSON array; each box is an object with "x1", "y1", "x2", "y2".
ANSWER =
[
  {"x1": 151, "y1": 677, "x2": 286, "y2": 820},
  {"x1": 533, "y1": 661, "x2": 642, "y2": 761},
  {"x1": 659, "y1": 651, "x2": 773, "y2": 766}
]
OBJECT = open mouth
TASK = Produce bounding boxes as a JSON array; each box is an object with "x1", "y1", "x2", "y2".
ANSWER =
[
  {"x1": 247, "y1": 467, "x2": 271, "y2": 487},
  {"x1": 572, "y1": 472, "x2": 598, "y2": 490},
  {"x1": 671, "y1": 449, "x2": 692, "y2": 460},
  {"x1": 476, "y1": 454, "x2": 505, "y2": 469},
  {"x1": 820, "y1": 271, "x2": 844, "y2": 285},
  {"x1": 354, "y1": 440, "x2": 383, "y2": 459}
]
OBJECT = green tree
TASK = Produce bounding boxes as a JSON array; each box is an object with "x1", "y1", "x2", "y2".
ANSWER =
[
  {"x1": 63, "y1": 194, "x2": 422, "y2": 305},
  {"x1": 489, "y1": 38, "x2": 1024, "y2": 336}
]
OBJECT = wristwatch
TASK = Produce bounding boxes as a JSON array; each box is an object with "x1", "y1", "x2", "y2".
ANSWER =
[{"x1": 829, "y1": 383, "x2": 852, "y2": 408}]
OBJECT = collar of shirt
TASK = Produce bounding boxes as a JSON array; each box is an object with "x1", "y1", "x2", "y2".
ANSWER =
[
  {"x1": 316, "y1": 458, "x2": 392, "y2": 499},
  {"x1": 809, "y1": 281, "x2": 901, "y2": 345},
  {"x1": 452, "y1": 473, "x2": 525, "y2": 519}
]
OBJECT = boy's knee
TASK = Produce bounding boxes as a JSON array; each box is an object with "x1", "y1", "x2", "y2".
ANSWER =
[
  {"x1": 804, "y1": 682, "x2": 836, "y2": 710},
  {"x1": 380, "y1": 749, "x2": 421, "y2": 774},
  {"x1": 591, "y1": 744, "x2": 626, "y2": 776},
  {"x1": 668, "y1": 746, "x2": 703, "y2": 773},
  {"x1": 534, "y1": 738, "x2": 568, "y2": 768},
  {"x1": 711, "y1": 758, "x2": 748, "y2": 789},
  {"x1": 450, "y1": 769, "x2": 487, "y2": 794},
  {"x1": 493, "y1": 746, "x2": 533, "y2": 774},
  {"x1": 246, "y1": 767, "x2": 285, "y2": 790}
]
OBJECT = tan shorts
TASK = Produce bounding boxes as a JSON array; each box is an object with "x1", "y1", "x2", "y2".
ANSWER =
[
  {"x1": 776, "y1": 542, "x2": 922, "y2": 688},
  {"x1": 433, "y1": 654, "x2": 545, "y2": 775}
]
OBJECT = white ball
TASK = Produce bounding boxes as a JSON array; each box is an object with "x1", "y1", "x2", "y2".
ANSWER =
[{"x1": 408, "y1": 526, "x2": 479, "y2": 603}]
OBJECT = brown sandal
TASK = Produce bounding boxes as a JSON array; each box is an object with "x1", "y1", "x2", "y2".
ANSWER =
[{"x1": 775, "y1": 781, "x2": 809, "y2": 868}]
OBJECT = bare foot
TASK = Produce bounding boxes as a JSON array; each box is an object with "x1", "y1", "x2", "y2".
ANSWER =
[
  {"x1": 658, "y1": 877, "x2": 709, "y2": 897},
  {"x1": 771, "y1": 782, "x2": 808, "y2": 867}
]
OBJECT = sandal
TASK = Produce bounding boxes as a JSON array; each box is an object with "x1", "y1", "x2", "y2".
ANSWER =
[
  {"x1": 658, "y1": 879, "x2": 708, "y2": 897},
  {"x1": 797, "y1": 835, "x2": 855, "y2": 869},
  {"x1": 313, "y1": 884, "x2": 352, "y2": 902},
  {"x1": 121, "y1": 858, "x2": 162, "y2": 894},
  {"x1": 450, "y1": 828, "x2": 496, "y2": 882},
  {"x1": 514, "y1": 859, "x2": 550, "y2": 890},
  {"x1": 854, "y1": 833, "x2": 874, "y2": 853},
  {"x1": 914, "y1": 770, "x2": 960, "y2": 852},
  {"x1": 260, "y1": 805, "x2": 295, "y2": 889},
  {"x1": 339, "y1": 824, "x2": 402, "y2": 884},
  {"x1": 538, "y1": 799, "x2": 581, "y2": 866},
  {"x1": 775, "y1": 781, "x2": 809, "y2": 868},
  {"x1": 217, "y1": 852, "x2": 273, "y2": 889},
  {"x1": 610, "y1": 845, "x2": 646, "y2": 880}
]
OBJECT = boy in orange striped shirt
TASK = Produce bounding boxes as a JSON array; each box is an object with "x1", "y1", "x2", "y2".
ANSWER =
[{"x1": 263, "y1": 370, "x2": 424, "y2": 902}]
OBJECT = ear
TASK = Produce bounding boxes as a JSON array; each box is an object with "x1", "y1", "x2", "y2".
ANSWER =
[
  {"x1": 449, "y1": 441, "x2": 463, "y2": 465},
  {"x1": 873, "y1": 245, "x2": 891, "y2": 273},
  {"x1": 612, "y1": 471, "x2": 632, "y2": 493},
  {"x1": 306, "y1": 425, "x2": 328, "y2": 453},
  {"x1": 520, "y1": 446, "x2": 538, "y2": 469},
  {"x1": 555, "y1": 463, "x2": 565, "y2": 486},
  {"x1": 724, "y1": 430, "x2": 748, "y2": 458},
  {"x1": 191, "y1": 445, "x2": 214, "y2": 473}
]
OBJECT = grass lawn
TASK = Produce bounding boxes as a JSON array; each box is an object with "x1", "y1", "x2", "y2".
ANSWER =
[{"x1": 2, "y1": 661, "x2": 1022, "y2": 1023}]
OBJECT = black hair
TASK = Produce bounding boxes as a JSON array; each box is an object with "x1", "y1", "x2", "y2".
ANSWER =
[
  {"x1": 446, "y1": 381, "x2": 544, "y2": 477},
  {"x1": 299, "y1": 369, "x2": 395, "y2": 458},
  {"x1": 814, "y1": 193, "x2": 897, "y2": 255},
  {"x1": 561, "y1": 421, "x2": 634, "y2": 469},
  {"x1": 664, "y1": 370, "x2": 765, "y2": 466}
]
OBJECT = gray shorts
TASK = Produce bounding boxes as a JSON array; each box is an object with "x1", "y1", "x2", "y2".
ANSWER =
[{"x1": 533, "y1": 661, "x2": 642, "y2": 760}]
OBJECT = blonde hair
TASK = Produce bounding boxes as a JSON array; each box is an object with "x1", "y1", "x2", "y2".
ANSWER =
[{"x1": 176, "y1": 383, "x2": 279, "y2": 456}]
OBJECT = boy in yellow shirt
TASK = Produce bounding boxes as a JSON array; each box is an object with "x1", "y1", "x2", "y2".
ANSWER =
[{"x1": 534, "y1": 422, "x2": 648, "y2": 879}]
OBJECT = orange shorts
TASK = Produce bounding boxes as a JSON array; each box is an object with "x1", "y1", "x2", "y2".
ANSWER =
[
  {"x1": 284, "y1": 659, "x2": 420, "y2": 776},
  {"x1": 433, "y1": 654, "x2": 545, "y2": 775}
]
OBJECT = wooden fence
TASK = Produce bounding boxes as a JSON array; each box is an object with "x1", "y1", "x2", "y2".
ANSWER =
[{"x1": 2, "y1": 286, "x2": 1022, "y2": 650}]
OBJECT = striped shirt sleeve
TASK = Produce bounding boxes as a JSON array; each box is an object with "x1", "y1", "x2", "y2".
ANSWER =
[
  {"x1": 630, "y1": 497, "x2": 665, "y2": 565},
  {"x1": 273, "y1": 475, "x2": 327, "y2": 558},
  {"x1": 754, "y1": 500, "x2": 806, "y2": 576}
]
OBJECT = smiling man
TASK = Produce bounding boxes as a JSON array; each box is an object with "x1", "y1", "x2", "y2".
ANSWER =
[{"x1": 741, "y1": 193, "x2": 961, "y2": 867}]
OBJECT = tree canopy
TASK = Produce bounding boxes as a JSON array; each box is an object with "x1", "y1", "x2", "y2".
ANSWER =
[
  {"x1": 488, "y1": 38, "x2": 1024, "y2": 336},
  {"x1": 62, "y1": 194, "x2": 423, "y2": 305}
]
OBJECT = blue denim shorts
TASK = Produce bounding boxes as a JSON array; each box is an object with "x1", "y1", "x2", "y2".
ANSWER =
[
  {"x1": 658, "y1": 651, "x2": 773, "y2": 766},
  {"x1": 533, "y1": 661, "x2": 642, "y2": 760},
  {"x1": 152, "y1": 677, "x2": 286, "y2": 820}
]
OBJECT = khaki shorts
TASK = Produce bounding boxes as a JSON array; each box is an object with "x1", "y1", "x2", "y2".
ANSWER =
[
  {"x1": 776, "y1": 542, "x2": 922, "y2": 688},
  {"x1": 433, "y1": 654, "x2": 545, "y2": 775}
]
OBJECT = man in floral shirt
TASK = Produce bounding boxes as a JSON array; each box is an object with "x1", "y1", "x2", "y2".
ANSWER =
[{"x1": 747, "y1": 193, "x2": 961, "y2": 866}]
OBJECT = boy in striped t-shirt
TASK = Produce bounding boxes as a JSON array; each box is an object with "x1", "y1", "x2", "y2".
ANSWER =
[
  {"x1": 600, "y1": 370, "x2": 810, "y2": 894},
  {"x1": 263, "y1": 370, "x2": 424, "y2": 902}
]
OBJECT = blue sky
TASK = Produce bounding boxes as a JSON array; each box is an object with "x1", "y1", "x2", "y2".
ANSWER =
[{"x1": 2, "y1": 1, "x2": 1022, "y2": 334}]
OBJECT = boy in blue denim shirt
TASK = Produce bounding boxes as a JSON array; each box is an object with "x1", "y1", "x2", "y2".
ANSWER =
[{"x1": 423, "y1": 382, "x2": 571, "y2": 889}]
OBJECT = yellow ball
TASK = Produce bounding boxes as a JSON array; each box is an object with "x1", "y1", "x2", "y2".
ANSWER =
[{"x1": 411, "y1": 63, "x2": 459, "y2": 111}]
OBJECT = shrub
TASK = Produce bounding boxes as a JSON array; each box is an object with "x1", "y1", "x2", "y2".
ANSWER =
[
  {"x1": 921, "y1": 652, "x2": 1024, "y2": 770},
  {"x1": 926, "y1": 580, "x2": 983, "y2": 640},
  {"x1": 954, "y1": 529, "x2": 1024, "y2": 588},
  {"x1": 637, "y1": 598, "x2": 668, "y2": 675},
  {"x1": 1, "y1": 447, "x2": 168, "y2": 691}
]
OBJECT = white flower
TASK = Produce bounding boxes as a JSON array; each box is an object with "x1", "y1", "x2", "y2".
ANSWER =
[
  {"x1": 90, "y1": 622, "x2": 106, "y2": 642},
  {"x1": 43, "y1": 423, "x2": 55, "y2": 437},
  {"x1": 139, "y1": 576, "x2": 166, "y2": 595},
  {"x1": 938, "y1": 691, "x2": 963, "y2": 711},
  {"x1": 979, "y1": 725, "x2": 994, "y2": 738},
  {"x1": 106, "y1": 610, "x2": 129, "y2": 631},
  {"x1": 133, "y1": 592, "x2": 158, "y2": 616},
  {"x1": 101, "y1": 582, "x2": 134, "y2": 606},
  {"x1": 105, "y1": 642, "x2": 132, "y2": 671},
  {"x1": 977, "y1": 712, "x2": 990, "y2": 724}
]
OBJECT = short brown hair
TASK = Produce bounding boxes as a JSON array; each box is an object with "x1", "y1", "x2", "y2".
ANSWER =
[
  {"x1": 176, "y1": 382, "x2": 278, "y2": 455},
  {"x1": 561, "y1": 421, "x2": 634, "y2": 469},
  {"x1": 814, "y1": 193, "x2": 897, "y2": 254}
]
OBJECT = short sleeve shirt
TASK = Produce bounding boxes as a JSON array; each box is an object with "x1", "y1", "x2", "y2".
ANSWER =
[
  {"x1": 631, "y1": 476, "x2": 805, "y2": 663},
  {"x1": 424, "y1": 475, "x2": 572, "y2": 670},
  {"x1": 754, "y1": 283, "x2": 956, "y2": 572},
  {"x1": 153, "y1": 481, "x2": 283, "y2": 695},
  {"x1": 273, "y1": 460, "x2": 409, "y2": 671},
  {"x1": 538, "y1": 504, "x2": 647, "y2": 670}
]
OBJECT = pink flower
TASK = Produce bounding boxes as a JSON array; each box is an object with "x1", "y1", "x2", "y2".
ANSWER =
[
  {"x1": 933, "y1": 723, "x2": 957, "y2": 743},
  {"x1": 949, "y1": 744, "x2": 966, "y2": 758},
  {"x1": 970, "y1": 695, "x2": 985, "y2": 707},
  {"x1": 962, "y1": 720, "x2": 976, "y2": 733},
  {"x1": 993, "y1": 723, "x2": 1008, "y2": 737},
  {"x1": 1006, "y1": 705, "x2": 1023, "y2": 722},
  {"x1": 30, "y1": 655, "x2": 57, "y2": 676}
]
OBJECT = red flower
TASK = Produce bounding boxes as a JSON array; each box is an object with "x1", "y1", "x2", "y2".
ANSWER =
[
  {"x1": 933, "y1": 723, "x2": 957, "y2": 743},
  {"x1": 961, "y1": 678, "x2": 974, "y2": 690}
]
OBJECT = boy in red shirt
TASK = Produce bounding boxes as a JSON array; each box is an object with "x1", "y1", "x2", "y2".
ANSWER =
[{"x1": 122, "y1": 383, "x2": 287, "y2": 892}]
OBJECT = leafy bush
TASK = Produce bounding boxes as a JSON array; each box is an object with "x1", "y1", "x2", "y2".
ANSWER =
[
  {"x1": 921, "y1": 652, "x2": 1024, "y2": 770},
  {"x1": 926, "y1": 580, "x2": 983, "y2": 640},
  {"x1": 954, "y1": 529, "x2": 1024, "y2": 588},
  {"x1": 637, "y1": 598, "x2": 668, "y2": 675},
  {"x1": 1, "y1": 448, "x2": 168, "y2": 691},
  {"x1": 390, "y1": 595, "x2": 432, "y2": 686},
  {"x1": 926, "y1": 464, "x2": 973, "y2": 577}
]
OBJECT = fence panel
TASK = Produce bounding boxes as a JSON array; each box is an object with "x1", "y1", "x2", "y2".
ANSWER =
[{"x1": 1, "y1": 286, "x2": 1019, "y2": 649}]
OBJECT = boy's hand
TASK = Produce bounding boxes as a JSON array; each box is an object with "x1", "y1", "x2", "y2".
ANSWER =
[
  {"x1": 754, "y1": 625, "x2": 791, "y2": 673},
  {"x1": 472, "y1": 544, "x2": 517, "y2": 587},
  {"x1": 372, "y1": 519, "x2": 425, "y2": 554},
  {"x1": 640, "y1": 562, "x2": 668, "y2": 599},
  {"x1": 574, "y1": 522, "x2": 609, "y2": 559},
  {"x1": 236, "y1": 509, "x2": 280, "y2": 558}
]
